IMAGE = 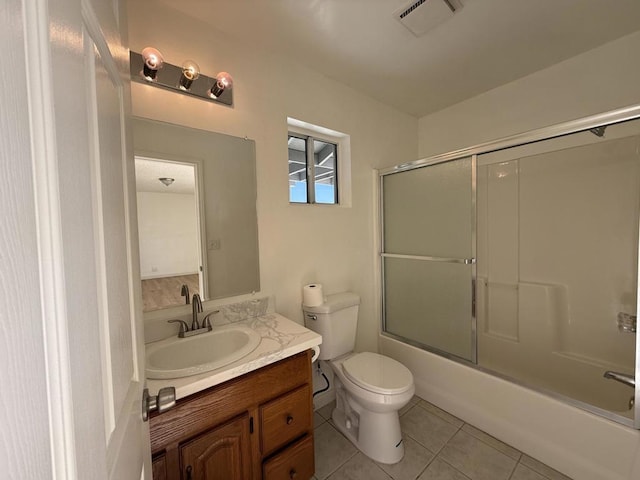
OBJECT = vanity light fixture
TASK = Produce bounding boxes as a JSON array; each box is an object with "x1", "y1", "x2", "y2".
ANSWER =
[
  {"x1": 130, "y1": 49, "x2": 233, "y2": 106},
  {"x1": 140, "y1": 47, "x2": 164, "y2": 81},
  {"x1": 179, "y1": 60, "x2": 200, "y2": 91},
  {"x1": 209, "y1": 72, "x2": 233, "y2": 99},
  {"x1": 159, "y1": 177, "x2": 175, "y2": 186}
]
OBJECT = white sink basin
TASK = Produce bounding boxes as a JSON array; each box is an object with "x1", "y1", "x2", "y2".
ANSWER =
[{"x1": 145, "y1": 325, "x2": 261, "y2": 379}]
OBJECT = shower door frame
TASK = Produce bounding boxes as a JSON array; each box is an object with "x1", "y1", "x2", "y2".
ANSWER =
[
  {"x1": 380, "y1": 154, "x2": 478, "y2": 363},
  {"x1": 378, "y1": 103, "x2": 640, "y2": 429}
]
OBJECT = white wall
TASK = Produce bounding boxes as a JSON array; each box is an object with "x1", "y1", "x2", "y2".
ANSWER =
[
  {"x1": 418, "y1": 31, "x2": 640, "y2": 158},
  {"x1": 381, "y1": 31, "x2": 640, "y2": 480},
  {"x1": 137, "y1": 192, "x2": 199, "y2": 279},
  {"x1": 128, "y1": 0, "x2": 418, "y2": 353}
]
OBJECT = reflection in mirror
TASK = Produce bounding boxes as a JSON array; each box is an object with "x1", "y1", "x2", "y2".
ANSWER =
[
  {"x1": 135, "y1": 158, "x2": 202, "y2": 311},
  {"x1": 133, "y1": 117, "x2": 260, "y2": 312}
]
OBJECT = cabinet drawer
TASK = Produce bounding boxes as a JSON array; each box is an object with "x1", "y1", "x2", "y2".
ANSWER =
[
  {"x1": 260, "y1": 385, "x2": 311, "y2": 456},
  {"x1": 263, "y1": 435, "x2": 314, "y2": 480}
]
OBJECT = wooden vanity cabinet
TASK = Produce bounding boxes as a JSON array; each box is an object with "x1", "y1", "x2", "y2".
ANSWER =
[{"x1": 150, "y1": 350, "x2": 315, "y2": 480}]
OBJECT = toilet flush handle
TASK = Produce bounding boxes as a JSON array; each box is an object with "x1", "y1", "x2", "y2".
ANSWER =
[{"x1": 306, "y1": 314, "x2": 317, "y2": 321}]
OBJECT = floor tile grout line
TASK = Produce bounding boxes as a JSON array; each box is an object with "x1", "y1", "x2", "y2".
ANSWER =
[
  {"x1": 434, "y1": 455, "x2": 474, "y2": 480},
  {"x1": 321, "y1": 448, "x2": 358, "y2": 480},
  {"x1": 318, "y1": 420, "x2": 358, "y2": 480},
  {"x1": 316, "y1": 396, "x2": 570, "y2": 480},
  {"x1": 458, "y1": 421, "x2": 523, "y2": 462},
  {"x1": 411, "y1": 450, "x2": 440, "y2": 480},
  {"x1": 414, "y1": 398, "x2": 527, "y2": 464},
  {"x1": 505, "y1": 458, "x2": 519, "y2": 480},
  {"x1": 517, "y1": 458, "x2": 559, "y2": 480},
  {"x1": 415, "y1": 400, "x2": 465, "y2": 428}
]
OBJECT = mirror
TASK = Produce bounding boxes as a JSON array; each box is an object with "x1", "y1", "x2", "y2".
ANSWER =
[{"x1": 133, "y1": 117, "x2": 259, "y2": 312}]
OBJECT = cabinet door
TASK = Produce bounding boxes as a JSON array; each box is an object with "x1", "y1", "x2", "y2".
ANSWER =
[
  {"x1": 152, "y1": 454, "x2": 167, "y2": 480},
  {"x1": 180, "y1": 414, "x2": 252, "y2": 480}
]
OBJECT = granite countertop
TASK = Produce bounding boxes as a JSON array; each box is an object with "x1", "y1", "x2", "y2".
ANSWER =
[{"x1": 145, "y1": 312, "x2": 322, "y2": 400}]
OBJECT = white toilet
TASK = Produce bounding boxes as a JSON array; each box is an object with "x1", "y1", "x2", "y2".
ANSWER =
[{"x1": 303, "y1": 292, "x2": 415, "y2": 464}]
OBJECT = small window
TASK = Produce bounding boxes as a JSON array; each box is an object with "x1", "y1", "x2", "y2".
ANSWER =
[{"x1": 288, "y1": 134, "x2": 338, "y2": 204}]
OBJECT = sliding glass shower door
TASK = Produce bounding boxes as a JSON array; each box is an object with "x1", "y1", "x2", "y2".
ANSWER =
[{"x1": 381, "y1": 156, "x2": 476, "y2": 362}]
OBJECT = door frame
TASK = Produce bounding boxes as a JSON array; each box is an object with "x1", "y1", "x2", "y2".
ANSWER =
[{"x1": 21, "y1": 0, "x2": 149, "y2": 477}]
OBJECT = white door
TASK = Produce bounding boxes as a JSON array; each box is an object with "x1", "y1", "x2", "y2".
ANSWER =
[{"x1": 24, "y1": 0, "x2": 149, "y2": 477}]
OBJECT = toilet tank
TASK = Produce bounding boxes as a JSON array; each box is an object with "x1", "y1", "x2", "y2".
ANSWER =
[{"x1": 303, "y1": 292, "x2": 360, "y2": 360}]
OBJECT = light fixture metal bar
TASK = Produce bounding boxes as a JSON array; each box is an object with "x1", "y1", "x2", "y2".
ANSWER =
[{"x1": 129, "y1": 51, "x2": 233, "y2": 106}]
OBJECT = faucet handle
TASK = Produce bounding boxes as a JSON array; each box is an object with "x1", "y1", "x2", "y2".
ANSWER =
[
  {"x1": 168, "y1": 319, "x2": 189, "y2": 338},
  {"x1": 202, "y1": 310, "x2": 220, "y2": 330}
]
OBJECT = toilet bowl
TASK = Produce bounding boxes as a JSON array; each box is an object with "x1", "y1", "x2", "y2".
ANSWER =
[
  {"x1": 303, "y1": 292, "x2": 415, "y2": 464},
  {"x1": 329, "y1": 352, "x2": 414, "y2": 464}
]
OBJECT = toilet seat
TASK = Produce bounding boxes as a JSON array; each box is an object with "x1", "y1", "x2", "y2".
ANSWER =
[{"x1": 342, "y1": 352, "x2": 413, "y2": 395}]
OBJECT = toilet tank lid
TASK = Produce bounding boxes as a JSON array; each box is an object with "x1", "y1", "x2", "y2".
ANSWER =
[{"x1": 303, "y1": 292, "x2": 360, "y2": 313}]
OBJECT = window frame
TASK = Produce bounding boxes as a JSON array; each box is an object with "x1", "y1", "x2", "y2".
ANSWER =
[
  {"x1": 288, "y1": 132, "x2": 339, "y2": 205},
  {"x1": 287, "y1": 117, "x2": 351, "y2": 207}
]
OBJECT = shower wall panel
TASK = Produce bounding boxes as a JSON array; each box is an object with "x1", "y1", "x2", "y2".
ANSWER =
[{"x1": 477, "y1": 132, "x2": 640, "y2": 413}]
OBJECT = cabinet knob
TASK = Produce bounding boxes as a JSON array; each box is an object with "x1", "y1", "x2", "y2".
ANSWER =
[
  {"x1": 289, "y1": 468, "x2": 297, "y2": 479},
  {"x1": 286, "y1": 415, "x2": 294, "y2": 425},
  {"x1": 186, "y1": 465, "x2": 193, "y2": 480}
]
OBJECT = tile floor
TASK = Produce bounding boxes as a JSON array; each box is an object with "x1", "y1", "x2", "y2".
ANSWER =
[{"x1": 312, "y1": 395, "x2": 573, "y2": 480}]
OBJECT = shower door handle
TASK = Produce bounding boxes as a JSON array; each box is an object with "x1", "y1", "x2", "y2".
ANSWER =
[
  {"x1": 603, "y1": 371, "x2": 635, "y2": 388},
  {"x1": 471, "y1": 278, "x2": 476, "y2": 319}
]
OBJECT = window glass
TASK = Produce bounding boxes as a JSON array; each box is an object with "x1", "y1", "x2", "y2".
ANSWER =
[
  {"x1": 288, "y1": 133, "x2": 338, "y2": 204},
  {"x1": 288, "y1": 135, "x2": 307, "y2": 203},
  {"x1": 313, "y1": 139, "x2": 337, "y2": 204}
]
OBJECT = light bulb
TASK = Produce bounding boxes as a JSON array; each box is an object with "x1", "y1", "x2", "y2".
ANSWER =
[
  {"x1": 208, "y1": 71, "x2": 233, "y2": 99},
  {"x1": 140, "y1": 47, "x2": 164, "y2": 81},
  {"x1": 178, "y1": 60, "x2": 200, "y2": 91}
]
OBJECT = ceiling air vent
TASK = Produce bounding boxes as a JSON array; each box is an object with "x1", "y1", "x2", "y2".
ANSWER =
[{"x1": 394, "y1": 0, "x2": 463, "y2": 37}]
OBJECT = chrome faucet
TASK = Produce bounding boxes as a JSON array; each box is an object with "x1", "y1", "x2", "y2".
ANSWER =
[
  {"x1": 191, "y1": 293, "x2": 203, "y2": 330},
  {"x1": 603, "y1": 371, "x2": 635, "y2": 388},
  {"x1": 167, "y1": 294, "x2": 216, "y2": 338}
]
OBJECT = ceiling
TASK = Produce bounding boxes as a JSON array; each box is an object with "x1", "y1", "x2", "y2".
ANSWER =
[{"x1": 154, "y1": 0, "x2": 640, "y2": 118}]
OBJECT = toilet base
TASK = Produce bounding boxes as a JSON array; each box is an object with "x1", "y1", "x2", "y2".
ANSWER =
[{"x1": 331, "y1": 380, "x2": 407, "y2": 464}]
